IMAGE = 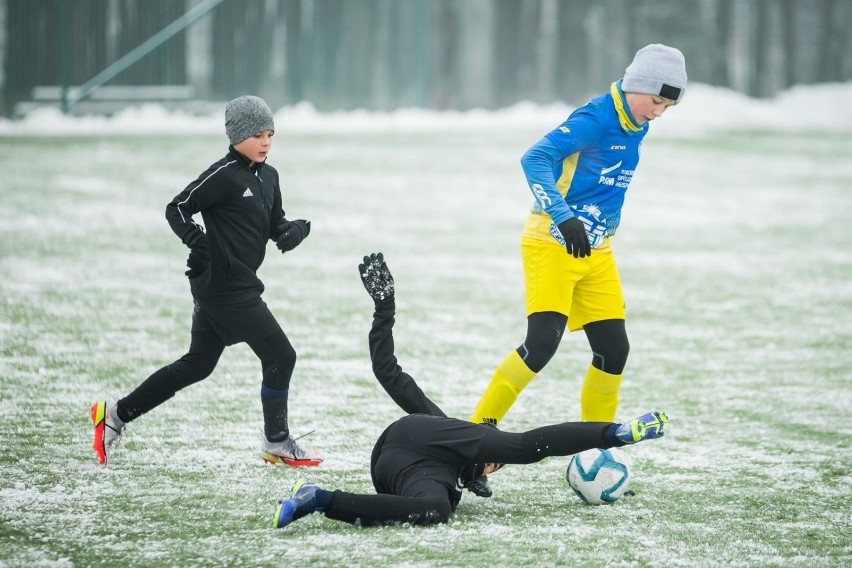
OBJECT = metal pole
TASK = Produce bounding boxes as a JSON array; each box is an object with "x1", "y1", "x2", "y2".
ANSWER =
[
  {"x1": 58, "y1": 0, "x2": 70, "y2": 113},
  {"x1": 66, "y1": 0, "x2": 226, "y2": 110}
]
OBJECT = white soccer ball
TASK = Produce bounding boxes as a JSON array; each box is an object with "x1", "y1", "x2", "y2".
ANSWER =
[{"x1": 566, "y1": 448, "x2": 630, "y2": 505}]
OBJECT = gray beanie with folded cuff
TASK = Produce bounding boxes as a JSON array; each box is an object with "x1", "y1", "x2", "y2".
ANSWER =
[
  {"x1": 225, "y1": 95, "x2": 275, "y2": 145},
  {"x1": 621, "y1": 44, "x2": 687, "y2": 104}
]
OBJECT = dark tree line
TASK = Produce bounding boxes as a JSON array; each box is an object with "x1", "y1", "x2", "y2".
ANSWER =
[{"x1": 3, "y1": 0, "x2": 851, "y2": 116}]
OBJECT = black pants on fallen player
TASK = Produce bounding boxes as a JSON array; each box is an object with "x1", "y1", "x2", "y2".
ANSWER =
[
  {"x1": 114, "y1": 298, "x2": 297, "y2": 441},
  {"x1": 321, "y1": 413, "x2": 618, "y2": 526}
]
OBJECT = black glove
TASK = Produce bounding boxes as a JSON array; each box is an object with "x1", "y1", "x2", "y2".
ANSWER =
[
  {"x1": 557, "y1": 217, "x2": 591, "y2": 258},
  {"x1": 185, "y1": 239, "x2": 210, "y2": 278},
  {"x1": 358, "y1": 252, "x2": 395, "y2": 301},
  {"x1": 276, "y1": 219, "x2": 311, "y2": 253}
]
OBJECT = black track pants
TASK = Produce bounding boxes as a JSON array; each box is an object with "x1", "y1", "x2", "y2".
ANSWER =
[
  {"x1": 326, "y1": 480, "x2": 454, "y2": 527},
  {"x1": 118, "y1": 304, "x2": 295, "y2": 422},
  {"x1": 326, "y1": 416, "x2": 614, "y2": 527}
]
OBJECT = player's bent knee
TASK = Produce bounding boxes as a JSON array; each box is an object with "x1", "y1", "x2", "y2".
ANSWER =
[
  {"x1": 411, "y1": 498, "x2": 453, "y2": 526},
  {"x1": 585, "y1": 319, "x2": 629, "y2": 374},
  {"x1": 172, "y1": 351, "x2": 219, "y2": 383},
  {"x1": 520, "y1": 312, "x2": 567, "y2": 372}
]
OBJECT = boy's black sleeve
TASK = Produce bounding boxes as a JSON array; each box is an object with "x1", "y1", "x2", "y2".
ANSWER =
[
  {"x1": 369, "y1": 298, "x2": 446, "y2": 417},
  {"x1": 165, "y1": 165, "x2": 230, "y2": 248}
]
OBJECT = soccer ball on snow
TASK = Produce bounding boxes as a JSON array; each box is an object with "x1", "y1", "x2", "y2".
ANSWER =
[{"x1": 567, "y1": 448, "x2": 630, "y2": 505}]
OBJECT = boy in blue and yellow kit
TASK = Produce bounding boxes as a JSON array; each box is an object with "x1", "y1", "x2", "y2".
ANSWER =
[{"x1": 469, "y1": 44, "x2": 686, "y2": 496}]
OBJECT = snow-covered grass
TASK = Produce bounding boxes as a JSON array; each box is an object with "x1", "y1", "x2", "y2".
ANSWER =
[{"x1": 1, "y1": 93, "x2": 851, "y2": 566}]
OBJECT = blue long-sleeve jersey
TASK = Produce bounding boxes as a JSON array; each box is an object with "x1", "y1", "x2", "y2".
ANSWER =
[{"x1": 522, "y1": 81, "x2": 649, "y2": 249}]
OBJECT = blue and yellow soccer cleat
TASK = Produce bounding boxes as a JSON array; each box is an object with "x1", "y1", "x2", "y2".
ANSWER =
[
  {"x1": 273, "y1": 480, "x2": 322, "y2": 528},
  {"x1": 615, "y1": 411, "x2": 670, "y2": 444}
]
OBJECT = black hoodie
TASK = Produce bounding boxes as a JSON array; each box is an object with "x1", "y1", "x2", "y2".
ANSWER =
[{"x1": 165, "y1": 147, "x2": 287, "y2": 305}]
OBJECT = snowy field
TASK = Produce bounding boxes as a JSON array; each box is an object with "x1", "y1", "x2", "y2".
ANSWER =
[{"x1": 1, "y1": 83, "x2": 851, "y2": 567}]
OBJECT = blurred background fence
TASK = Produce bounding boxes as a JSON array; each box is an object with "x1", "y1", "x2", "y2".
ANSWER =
[{"x1": 2, "y1": 0, "x2": 851, "y2": 116}]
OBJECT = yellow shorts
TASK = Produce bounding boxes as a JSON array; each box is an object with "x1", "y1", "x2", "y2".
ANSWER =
[{"x1": 521, "y1": 236, "x2": 625, "y2": 332}]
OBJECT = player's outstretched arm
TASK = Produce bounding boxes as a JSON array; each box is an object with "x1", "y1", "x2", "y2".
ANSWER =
[{"x1": 359, "y1": 253, "x2": 445, "y2": 417}]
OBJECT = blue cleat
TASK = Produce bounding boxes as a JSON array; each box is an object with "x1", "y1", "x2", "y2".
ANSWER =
[
  {"x1": 615, "y1": 411, "x2": 670, "y2": 444},
  {"x1": 273, "y1": 480, "x2": 323, "y2": 528}
]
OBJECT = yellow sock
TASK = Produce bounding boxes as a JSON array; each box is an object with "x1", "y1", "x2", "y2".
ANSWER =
[
  {"x1": 469, "y1": 351, "x2": 536, "y2": 424},
  {"x1": 580, "y1": 365, "x2": 622, "y2": 422}
]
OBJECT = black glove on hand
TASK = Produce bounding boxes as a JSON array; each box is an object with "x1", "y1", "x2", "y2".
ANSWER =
[
  {"x1": 185, "y1": 239, "x2": 210, "y2": 278},
  {"x1": 276, "y1": 219, "x2": 311, "y2": 253},
  {"x1": 557, "y1": 217, "x2": 591, "y2": 258},
  {"x1": 358, "y1": 252, "x2": 395, "y2": 302}
]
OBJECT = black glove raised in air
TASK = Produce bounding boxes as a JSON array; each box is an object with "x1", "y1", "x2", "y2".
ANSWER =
[
  {"x1": 276, "y1": 219, "x2": 311, "y2": 253},
  {"x1": 358, "y1": 252, "x2": 395, "y2": 302},
  {"x1": 557, "y1": 217, "x2": 591, "y2": 258}
]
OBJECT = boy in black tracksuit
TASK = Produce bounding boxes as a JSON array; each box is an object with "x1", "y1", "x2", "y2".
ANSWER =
[
  {"x1": 272, "y1": 254, "x2": 670, "y2": 528},
  {"x1": 90, "y1": 96, "x2": 321, "y2": 467}
]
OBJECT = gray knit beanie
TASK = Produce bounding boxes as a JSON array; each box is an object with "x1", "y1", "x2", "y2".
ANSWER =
[
  {"x1": 225, "y1": 95, "x2": 275, "y2": 145},
  {"x1": 622, "y1": 44, "x2": 687, "y2": 104}
]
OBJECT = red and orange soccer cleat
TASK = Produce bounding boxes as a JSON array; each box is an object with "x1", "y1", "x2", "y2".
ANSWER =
[
  {"x1": 261, "y1": 434, "x2": 323, "y2": 467},
  {"x1": 90, "y1": 401, "x2": 125, "y2": 466}
]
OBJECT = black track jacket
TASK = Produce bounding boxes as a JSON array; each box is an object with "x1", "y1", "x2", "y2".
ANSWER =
[{"x1": 165, "y1": 147, "x2": 288, "y2": 305}]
